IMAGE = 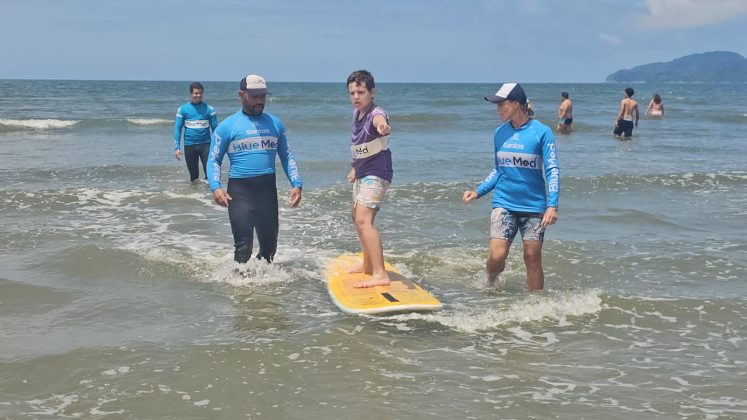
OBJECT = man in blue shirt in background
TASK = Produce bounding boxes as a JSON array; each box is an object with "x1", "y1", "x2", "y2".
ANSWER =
[{"x1": 174, "y1": 82, "x2": 218, "y2": 182}]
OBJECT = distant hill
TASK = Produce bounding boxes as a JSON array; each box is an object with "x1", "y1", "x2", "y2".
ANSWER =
[{"x1": 606, "y1": 51, "x2": 747, "y2": 82}]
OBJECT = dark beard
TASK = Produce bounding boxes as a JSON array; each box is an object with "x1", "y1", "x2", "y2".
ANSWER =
[{"x1": 243, "y1": 105, "x2": 264, "y2": 116}]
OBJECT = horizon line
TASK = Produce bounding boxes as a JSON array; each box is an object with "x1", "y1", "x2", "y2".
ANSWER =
[{"x1": 4, "y1": 77, "x2": 721, "y2": 85}]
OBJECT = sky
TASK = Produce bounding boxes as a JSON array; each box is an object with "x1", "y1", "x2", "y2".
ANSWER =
[{"x1": 2, "y1": 0, "x2": 747, "y2": 83}]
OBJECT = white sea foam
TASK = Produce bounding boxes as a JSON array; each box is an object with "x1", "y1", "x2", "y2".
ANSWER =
[
  {"x1": 210, "y1": 257, "x2": 294, "y2": 287},
  {"x1": 101, "y1": 366, "x2": 131, "y2": 376},
  {"x1": 127, "y1": 118, "x2": 171, "y2": 126},
  {"x1": 391, "y1": 289, "x2": 603, "y2": 333},
  {"x1": 0, "y1": 118, "x2": 80, "y2": 129},
  {"x1": 645, "y1": 311, "x2": 677, "y2": 323},
  {"x1": 90, "y1": 407, "x2": 126, "y2": 416},
  {"x1": 66, "y1": 186, "x2": 219, "y2": 257},
  {"x1": 23, "y1": 394, "x2": 80, "y2": 416},
  {"x1": 61, "y1": 185, "x2": 308, "y2": 289},
  {"x1": 164, "y1": 190, "x2": 218, "y2": 208}
]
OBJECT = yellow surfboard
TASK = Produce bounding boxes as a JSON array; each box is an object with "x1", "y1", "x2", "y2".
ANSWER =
[{"x1": 326, "y1": 254, "x2": 442, "y2": 314}]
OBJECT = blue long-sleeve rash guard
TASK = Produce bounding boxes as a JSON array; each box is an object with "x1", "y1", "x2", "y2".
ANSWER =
[
  {"x1": 174, "y1": 101, "x2": 218, "y2": 150},
  {"x1": 207, "y1": 110, "x2": 303, "y2": 192},
  {"x1": 475, "y1": 119, "x2": 559, "y2": 213}
]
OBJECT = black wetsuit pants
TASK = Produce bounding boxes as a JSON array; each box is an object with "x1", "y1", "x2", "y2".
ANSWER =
[
  {"x1": 227, "y1": 174, "x2": 278, "y2": 263},
  {"x1": 184, "y1": 143, "x2": 210, "y2": 181}
]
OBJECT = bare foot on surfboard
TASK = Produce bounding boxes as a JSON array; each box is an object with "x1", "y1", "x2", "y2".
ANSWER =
[
  {"x1": 347, "y1": 262, "x2": 371, "y2": 274},
  {"x1": 354, "y1": 274, "x2": 391, "y2": 288}
]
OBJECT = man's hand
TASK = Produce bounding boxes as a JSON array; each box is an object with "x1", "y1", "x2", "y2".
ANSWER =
[
  {"x1": 175, "y1": 150, "x2": 182, "y2": 160},
  {"x1": 288, "y1": 187, "x2": 302, "y2": 208},
  {"x1": 212, "y1": 188, "x2": 231, "y2": 208},
  {"x1": 346, "y1": 168, "x2": 356, "y2": 183}
]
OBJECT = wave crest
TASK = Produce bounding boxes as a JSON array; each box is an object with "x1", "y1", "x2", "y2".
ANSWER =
[
  {"x1": 127, "y1": 118, "x2": 172, "y2": 126},
  {"x1": 0, "y1": 119, "x2": 80, "y2": 129}
]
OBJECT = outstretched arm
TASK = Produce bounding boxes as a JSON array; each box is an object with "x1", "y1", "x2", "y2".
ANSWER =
[{"x1": 372, "y1": 114, "x2": 390, "y2": 136}]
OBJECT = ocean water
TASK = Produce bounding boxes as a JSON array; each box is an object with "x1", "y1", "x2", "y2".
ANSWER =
[{"x1": 0, "y1": 79, "x2": 745, "y2": 419}]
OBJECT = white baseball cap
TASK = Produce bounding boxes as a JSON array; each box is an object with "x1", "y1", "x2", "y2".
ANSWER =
[{"x1": 240, "y1": 74, "x2": 270, "y2": 95}]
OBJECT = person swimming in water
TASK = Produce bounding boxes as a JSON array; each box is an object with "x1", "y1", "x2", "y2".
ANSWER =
[{"x1": 646, "y1": 93, "x2": 664, "y2": 117}]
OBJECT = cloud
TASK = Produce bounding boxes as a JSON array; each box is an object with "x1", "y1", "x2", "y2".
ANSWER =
[
  {"x1": 637, "y1": 0, "x2": 747, "y2": 29},
  {"x1": 599, "y1": 33, "x2": 623, "y2": 46}
]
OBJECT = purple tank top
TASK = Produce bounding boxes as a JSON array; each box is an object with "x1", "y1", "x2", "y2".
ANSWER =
[{"x1": 350, "y1": 105, "x2": 393, "y2": 182}]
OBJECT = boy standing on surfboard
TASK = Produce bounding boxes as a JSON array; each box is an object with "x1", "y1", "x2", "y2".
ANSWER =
[{"x1": 345, "y1": 70, "x2": 393, "y2": 288}]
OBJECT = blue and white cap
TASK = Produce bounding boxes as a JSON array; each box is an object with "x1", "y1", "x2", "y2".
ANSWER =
[{"x1": 484, "y1": 82, "x2": 527, "y2": 105}]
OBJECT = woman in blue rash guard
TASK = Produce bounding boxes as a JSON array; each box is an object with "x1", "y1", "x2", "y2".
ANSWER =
[{"x1": 463, "y1": 82, "x2": 559, "y2": 292}]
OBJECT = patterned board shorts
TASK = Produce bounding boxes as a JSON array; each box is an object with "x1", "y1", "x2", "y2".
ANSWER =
[
  {"x1": 353, "y1": 175, "x2": 390, "y2": 209},
  {"x1": 490, "y1": 208, "x2": 546, "y2": 243}
]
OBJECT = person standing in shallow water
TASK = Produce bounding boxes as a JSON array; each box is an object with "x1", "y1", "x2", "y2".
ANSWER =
[
  {"x1": 345, "y1": 70, "x2": 394, "y2": 288},
  {"x1": 556, "y1": 91, "x2": 573, "y2": 134},
  {"x1": 613, "y1": 87, "x2": 640, "y2": 138},
  {"x1": 174, "y1": 82, "x2": 218, "y2": 182},
  {"x1": 462, "y1": 82, "x2": 559, "y2": 292},
  {"x1": 207, "y1": 74, "x2": 303, "y2": 264}
]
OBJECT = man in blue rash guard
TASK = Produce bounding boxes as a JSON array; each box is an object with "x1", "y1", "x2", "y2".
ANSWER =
[
  {"x1": 174, "y1": 82, "x2": 218, "y2": 182},
  {"x1": 207, "y1": 74, "x2": 303, "y2": 264},
  {"x1": 463, "y1": 83, "x2": 559, "y2": 292}
]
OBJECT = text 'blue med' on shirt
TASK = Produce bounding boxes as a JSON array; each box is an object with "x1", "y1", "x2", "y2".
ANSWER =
[
  {"x1": 174, "y1": 101, "x2": 218, "y2": 150},
  {"x1": 207, "y1": 110, "x2": 303, "y2": 192},
  {"x1": 475, "y1": 118, "x2": 559, "y2": 213}
]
